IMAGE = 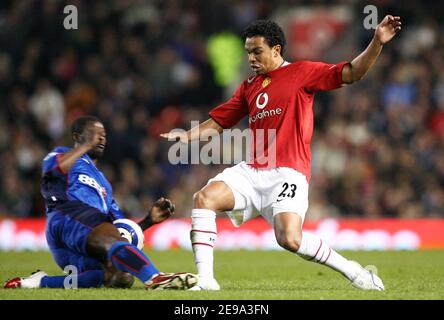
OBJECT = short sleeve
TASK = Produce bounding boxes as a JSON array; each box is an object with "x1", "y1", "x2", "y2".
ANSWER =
[
  {"x1": 209, "y1": 83, "x2": 249, "y2": 129},
  {"x1": 42, "y1": 152, "x2": 65, "y2": 175},
  {"x1": 303, "y1": 61, "x2": 350, "y2": 93}
]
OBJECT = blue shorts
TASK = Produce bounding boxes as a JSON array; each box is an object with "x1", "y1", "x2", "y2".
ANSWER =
[{"x1": 46, "y1": 201, "x2": 110, "y2": 272}]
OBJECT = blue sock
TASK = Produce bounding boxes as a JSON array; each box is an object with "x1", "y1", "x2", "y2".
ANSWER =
[
  {"x1": 108, "y1": 241, "x2": 158, "y2": 283},
  {"x1": 40, "y1": 270, "x2": 104, "y2": 288}
]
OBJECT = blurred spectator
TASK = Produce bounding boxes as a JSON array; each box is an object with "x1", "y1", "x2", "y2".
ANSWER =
[{"x1": 29, "y1": 79, "x2": 65, "y2": 139}]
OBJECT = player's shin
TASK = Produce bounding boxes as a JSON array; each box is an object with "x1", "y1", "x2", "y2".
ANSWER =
[
  {"x1": 296, "y1": 232, "x2": 358, "y2": 280},
  {"x1": 108, "y1": 241, "x2": 159, "y2": 283},
  {"x1": 190, "y1": 209, "x2": 217, "y2": 279}
]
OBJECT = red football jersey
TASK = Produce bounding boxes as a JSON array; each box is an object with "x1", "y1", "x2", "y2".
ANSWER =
[{"x1": 209, "y1": 61, "x2": 349, "y2": 182}]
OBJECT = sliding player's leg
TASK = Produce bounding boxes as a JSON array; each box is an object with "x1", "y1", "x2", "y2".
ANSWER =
[
  {"x1": 38, "y1": 250, "x2": 134, "y2": 288},
  {"x1": 86, "y1": 221, "x2": 197, "y2": 290},
  {"x1": 4, "y1": 204, "x2": 108, "y2": 289},
  {"x1": 273, "y1": 212, "x2": 384, "y2": 290},
  {"x1": 3, "y1": 245, "x2": 133, "y2": 289},
  {"x1": 5, "y1": 207, "x2": 133, "y2": 289},
  {"x1": 5, "y1": 202, "x2": 197, "y2": 290},
  {"x1": 39, "y1": 247, "x2": 105, "y2": 289},
  {"x1": 5, "y1": 253, "x2": 139, "y2": 289}
]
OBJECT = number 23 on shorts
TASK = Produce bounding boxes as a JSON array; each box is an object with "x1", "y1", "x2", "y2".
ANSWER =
[{"x1": 277, "y1": 182, "x2": 297, "y2": 202}]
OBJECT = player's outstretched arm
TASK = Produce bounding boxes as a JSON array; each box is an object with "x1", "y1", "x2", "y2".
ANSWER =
[
  {"x1": 342, "y1": 15, "x2": 401, "y2": 84},
  {"x1": 138, "y1": 197, "x2": 175, "y2": 231},
  {"x1": 160, "y1": 118, "x2": 223, "y2": 143}
]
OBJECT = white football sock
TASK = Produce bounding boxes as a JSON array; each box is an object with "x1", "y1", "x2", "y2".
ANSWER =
[
  {"x1": 190, "y1": 209, "x2": 217, "y2": 279},
  {"x1": 297, "y1": 232, "x2": 358, "y2": 280}
]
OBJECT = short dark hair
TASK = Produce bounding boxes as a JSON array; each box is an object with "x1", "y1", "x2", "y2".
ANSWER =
[
  {"x1": 71, "y1": 116, "x2": 102, "y2": 135},
  {"x1": 243, "y1": 20, "x2": 286, "y2": 55}
]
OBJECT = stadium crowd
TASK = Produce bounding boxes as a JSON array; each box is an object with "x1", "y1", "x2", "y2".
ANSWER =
[{"x1": 0, "y1": 0, "x2": 443, "y2": 219}]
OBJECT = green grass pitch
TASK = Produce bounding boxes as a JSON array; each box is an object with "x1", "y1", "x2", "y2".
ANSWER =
[{"x1": 0, "y1": 249, "x2": 443, "y2": 300}]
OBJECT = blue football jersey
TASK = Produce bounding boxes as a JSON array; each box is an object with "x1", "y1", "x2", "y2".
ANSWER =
[{"x1": 41, "y1": 146, "x2": 124, "y2": 220}]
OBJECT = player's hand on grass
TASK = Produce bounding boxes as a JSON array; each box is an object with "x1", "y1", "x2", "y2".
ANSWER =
[
  {"x1": 160, "y1": 131, "x2": 188, "y2": 143},
  {"x1": 149, "y1": 197, "x2": 175, "y2": 224},
  {"x1": 375, "y1": 15, "x2": 401, "y2": 45}
]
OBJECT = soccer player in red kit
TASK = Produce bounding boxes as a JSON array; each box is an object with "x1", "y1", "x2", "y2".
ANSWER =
[{"x1": 161, "y1": 17, "x2": 401, "y2": 290}]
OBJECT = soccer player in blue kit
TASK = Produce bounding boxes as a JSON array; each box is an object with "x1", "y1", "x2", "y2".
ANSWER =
[{"x1": 4, "y1": 116, "x2": 198, "y2": 290}]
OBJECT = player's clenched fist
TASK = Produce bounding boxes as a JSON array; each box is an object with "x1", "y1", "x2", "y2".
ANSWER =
[{"x1": 149, "y1": 197, "x2": 175, "y2": 224}]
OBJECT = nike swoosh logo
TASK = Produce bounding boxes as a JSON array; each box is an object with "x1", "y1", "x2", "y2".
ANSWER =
[
  {"x1": 247, "y1": 76, "x2": 256, "y2": 83},
  {"x1": 276, "y1": 198, "x2": 284, "y2": 202}
]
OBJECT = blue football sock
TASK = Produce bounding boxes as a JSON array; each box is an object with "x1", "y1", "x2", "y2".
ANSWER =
[
  {"x1": 108, "y1": 241, "x2": 158, "y2": 283},
  {"x1": 40, "y1": 270, "x2": 104, "y2": 288},
  {"x1": 108, "y1": 241, "x2": 159, "y2": 282}
]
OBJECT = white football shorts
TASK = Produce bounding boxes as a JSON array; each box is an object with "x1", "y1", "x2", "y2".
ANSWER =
[{"x1": 207, "y1": 161, "x2": 309, "y2": 227}]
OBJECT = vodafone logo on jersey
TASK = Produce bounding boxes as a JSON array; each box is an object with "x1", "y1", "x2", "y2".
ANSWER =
[
  {"x1": 250, "y1": 92, "x2": 282, "y2": 124},
  {"x1": 256, "y1": 93, "x2": 269, "y2": 109}
]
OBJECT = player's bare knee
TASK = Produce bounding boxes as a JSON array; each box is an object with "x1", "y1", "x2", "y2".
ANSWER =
[
  {"x1": 86, "y1": 223, "x2": 125, "y2": 261},
  {"x1": 89, "y1": 233, "x2": 121, "y2": 251},
  {"x1": 193, "y1": 190, "x2": 216, "y2": 210},
  {"x1": 276, "y1": 234, "x2": 301, "y2": 253},
  {"x1": 104, "y1": 271, "x2": 134, "y2": 288}
]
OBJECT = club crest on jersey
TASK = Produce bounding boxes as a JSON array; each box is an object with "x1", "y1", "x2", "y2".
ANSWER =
[{"x1": 262, "y1": 77, "x2": 271, "y2": 88}]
